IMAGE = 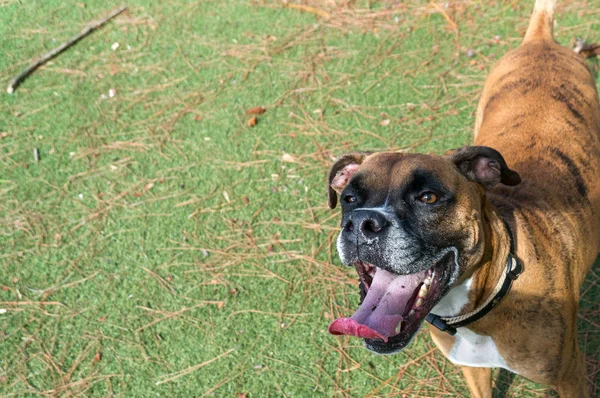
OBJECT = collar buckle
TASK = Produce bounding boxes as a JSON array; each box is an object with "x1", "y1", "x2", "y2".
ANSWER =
[
  {"x1": 506, "y1": 255, "x2": 522, "y2": 281},
  {"x1": 426, "y1": 314, "x2": 457, "y2": 336}
]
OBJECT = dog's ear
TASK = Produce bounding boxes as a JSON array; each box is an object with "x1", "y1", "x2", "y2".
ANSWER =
[
  {"x1": 449, "y1": 146, "x2": 521, "y2": 188},
  {"x1": 328, "y1": 152, "x2": 371, "y2": 209}
]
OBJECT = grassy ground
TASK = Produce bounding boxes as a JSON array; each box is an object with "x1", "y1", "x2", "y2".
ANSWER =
[{"x1": 1, "y1": 0, "x2": 599, "y2": 396}]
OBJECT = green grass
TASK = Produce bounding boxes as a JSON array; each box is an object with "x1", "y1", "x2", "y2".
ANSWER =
[{"x1": 1, "y1": 0, "x2": 599, "y2": 396}]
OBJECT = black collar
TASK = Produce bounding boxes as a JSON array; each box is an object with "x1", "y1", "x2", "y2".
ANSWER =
[{"x1": 426, "y1": 219, "x2": 523, "y2": 336}]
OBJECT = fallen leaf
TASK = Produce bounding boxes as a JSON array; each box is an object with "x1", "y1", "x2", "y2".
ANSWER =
[
  {"x1": 93, "y1": 352, "x2": 102, "y2": 363},
  {"x1": 245, "y1": 106, "x2": 266, "y2": 115},
  {"x1": 133, "y1": 192, "x2": 142, "y2": 197},
  {"x1": 379, "y1": 119, "x2": 391, "y2": 126},
  {"x1": 217, "y1": 302, "x2": 225, "y2": 310},
  {"x1": 143, "y1": 182, "x2": 154, "y2": 192},
  {"x1": 281, "y1": 153, "x2": 296, "y2": 163},
  {"x1": 109, "y1": 64, "x2": 119, "y2": 76},
  {"x1": 247, "y1": 116, "x2": 257, "y2": 127},
  {"x1": 470, "y1": 60, "x2": 477, "y2": 66}
]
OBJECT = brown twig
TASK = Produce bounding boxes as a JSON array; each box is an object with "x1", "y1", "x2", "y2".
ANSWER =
[
  {"x1": 574, "y1": 38, "x2": 600, "y2": 59},
  {"x1": 155, "y1": 348, "x2": 236, "y2": 385},
  {"x1": 283, "y1": 4, "x2": 330, "y2": 19},
  {"x1": 6, "y1": 5, "x2": 127, "y2": 94},
  {"x1": 0, "y1": 301, "x2": 64, "y2": 306}
]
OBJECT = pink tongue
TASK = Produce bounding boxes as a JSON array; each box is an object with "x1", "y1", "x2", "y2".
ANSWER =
[{"x1": 329, "y1": 267, "x2": 427, "y2": 341}]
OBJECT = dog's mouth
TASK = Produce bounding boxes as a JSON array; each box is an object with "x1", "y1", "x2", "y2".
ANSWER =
[{"x1": 328, "y1": 255, "x2": 452, "y2": 353}]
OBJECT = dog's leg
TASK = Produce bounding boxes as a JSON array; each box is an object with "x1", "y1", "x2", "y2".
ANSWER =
[
  {"x1": 461, "y1": 366, "x2": 492, "y2": 398},
  {"x1": 429, "y1": 329, "x2": 493, "y2": 397},
  {"x1": 555, "y1": 347, "x2": 588, "y2": 398}
]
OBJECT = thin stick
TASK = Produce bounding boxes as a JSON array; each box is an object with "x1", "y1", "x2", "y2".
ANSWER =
[
  {"x1": 284, "y1": 4, "x2": 329, "y2": 19},
  {"x1": 0, "y1": 301, "x2": 64, "y2": 306},
  {"x1": 155, "y1": 348, "x2": 236, "y2": 385},
  {"x1": 7, "y1": 5, "x2": 127, "y2": 94}
]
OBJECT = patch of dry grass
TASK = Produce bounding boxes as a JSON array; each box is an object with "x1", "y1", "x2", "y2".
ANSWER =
[{"x1": 0, "y1": 0, "x2": 598, "y2": 396}]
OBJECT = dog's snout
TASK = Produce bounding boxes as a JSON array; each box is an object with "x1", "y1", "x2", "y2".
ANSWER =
[
  {"x1": 360, "y1": 219, "x2": 383, "y2": 234},
  {"x1": 360, "y1": 216, "x2": 385, "y2": 235},
  {"x1": 343, "y1": 209, "x2": 389, "y2": 242},
  {"x1": 343, "y1": 219, "x2": 354, "y2": 233}
]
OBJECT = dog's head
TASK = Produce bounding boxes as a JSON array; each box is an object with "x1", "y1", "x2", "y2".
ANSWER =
[{"x1": 327, "y1": 147, "x2": 520, "y2": 354}]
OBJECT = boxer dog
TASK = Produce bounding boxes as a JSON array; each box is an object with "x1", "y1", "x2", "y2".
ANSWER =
[{"x1": 326, "y1": 0, "x2": 600, "y2": 396}]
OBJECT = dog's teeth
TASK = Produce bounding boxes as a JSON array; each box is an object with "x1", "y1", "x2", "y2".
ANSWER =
[
  {"x1": 418, "y1": 285, "x2": 428, "y2": 298},
  {"x1": 395, "y1": 320, "x2": 403, "y2": 334},
  {"x1": 415, "y1": 298, "x2": 424, "y2": 308},
  {"x1": 409, "y1": 309, "x2": 415, "y2": 316}
]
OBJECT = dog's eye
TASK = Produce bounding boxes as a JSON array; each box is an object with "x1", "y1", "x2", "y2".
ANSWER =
[
  {"x1": 344, "y1": 195, "x2": 357, "y2": 204},
  {"x1": 418, "y1": 192, "x2": 437, "y2": 204}
]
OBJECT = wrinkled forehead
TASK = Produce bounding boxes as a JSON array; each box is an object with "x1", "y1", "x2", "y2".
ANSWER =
[{"x1": 352, "y1": 152, "x2": 460, "y2": 192}]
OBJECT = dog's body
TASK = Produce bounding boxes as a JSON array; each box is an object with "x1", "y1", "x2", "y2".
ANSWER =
[
  {"x1": 327, "y1": 0, "x2": 600, "y2": 396},
  {"x1": 431, "y1": 1, "x2": 600, "y2": 396}
]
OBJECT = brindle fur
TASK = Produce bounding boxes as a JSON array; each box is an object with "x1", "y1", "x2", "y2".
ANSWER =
[
  {"x1": 435, "y1": 1, "x2": 600, "y2": 396},
  {"x1": 328, "y1": 0, "x2": 600, "y2": 396}
]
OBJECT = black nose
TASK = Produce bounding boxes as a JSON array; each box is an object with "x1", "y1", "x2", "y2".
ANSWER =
[{"x1": 343, "y1": 209, "x2": 389, "y2": 241}]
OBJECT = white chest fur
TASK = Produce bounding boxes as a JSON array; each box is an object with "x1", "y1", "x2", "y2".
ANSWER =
[
  {"x1": 431, "y1": 277, "x2": 515, "y2": 372},
  {"x1": 431, "y1": 277, "x2": 473, "y2": 317},
  {"x1": 447, "y1": 328, "x2": 514, "y2": 371}
]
